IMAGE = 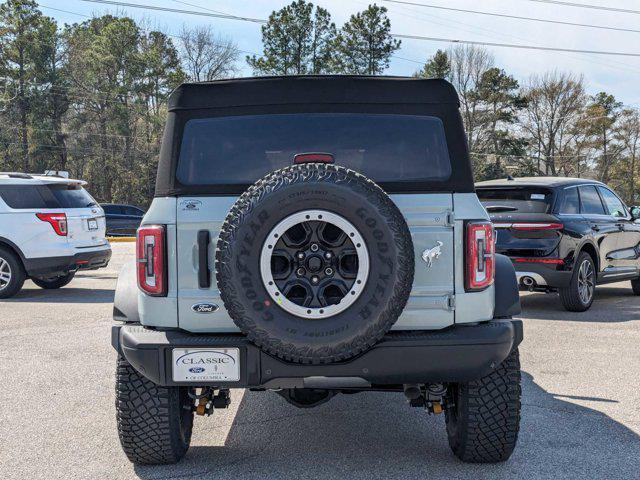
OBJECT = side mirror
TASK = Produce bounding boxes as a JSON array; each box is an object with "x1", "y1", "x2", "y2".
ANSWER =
[{"x1": 630, "y1": 206, "x2": 640, "y2": 220}]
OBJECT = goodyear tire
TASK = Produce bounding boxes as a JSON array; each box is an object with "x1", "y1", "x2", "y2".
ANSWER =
[{"x1": 215, "y1": 163, "x2": 414, "y2": 364}]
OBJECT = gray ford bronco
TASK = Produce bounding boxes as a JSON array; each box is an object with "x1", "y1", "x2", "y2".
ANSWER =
[{"x1": 111, "y1": 76, "x2": 523, "y2": 465}]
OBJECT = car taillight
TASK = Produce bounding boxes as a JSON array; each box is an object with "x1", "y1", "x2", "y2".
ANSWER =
[
  {"x1": 137, "y1": 225, "x2": 167, "y2": 296},
  {"x1": 36, "y1": 213, "x2": 67, "y2": 236},
  {"x1": 511, "y1": 222, "x2": 563, "y2": 231},
  {"x1": 466, "y1": 221, "x2": 495, "y2": 291}
]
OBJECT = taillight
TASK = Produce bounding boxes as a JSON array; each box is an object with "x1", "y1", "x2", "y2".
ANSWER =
[
  {"x1": 511, "y1": 222, "x2": 563, "y2": 231},
  {"x1": 36, "y1": 213, "x2": 67, "y2": 236},
  {"x1": 493, "y1": 222, "x2": 563, "y2": 230},
  {"x1": 466, "y1": 221, "x2": 495, "y2": 291},
  {"x1": 137, "y1": 225, "x2": 167, "y2": 296},
  {"x1": 293, "y1": 152, "x2": 335, "y2": 164}
]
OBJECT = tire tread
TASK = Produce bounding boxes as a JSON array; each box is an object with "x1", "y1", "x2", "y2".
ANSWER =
[{"x1": 115, "y1": 356, "x2": 193, "y2": 465}]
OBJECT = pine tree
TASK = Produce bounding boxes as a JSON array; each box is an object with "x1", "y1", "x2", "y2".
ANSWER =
[
  {"x1": 246, "y1": 0, "x2": 337, "y2": 75},
  {"x1": 334, "y1": 4, "x2": 400, "y2": 75},
  {"x1": 415, "y1": 49, "x2": 450, "y2": 79}
]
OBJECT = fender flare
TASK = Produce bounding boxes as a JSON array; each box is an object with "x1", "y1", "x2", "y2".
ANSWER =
[
  {"x1": 113, "y1": 261, "x2": 140, "y2": 323},
  {"x1": 0, "y1": 236, "x2": 27, "y2": 263},
  {"x1": 494, "y1": 253, "x2": 521, "y2": 318}
]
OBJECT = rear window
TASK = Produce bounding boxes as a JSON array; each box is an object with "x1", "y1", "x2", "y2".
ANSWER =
[
  {"x1": 0, "y1": 184, "x2": 96, "y2": 209},
  {"x1": 477, "y1": 188, "x2": 552, "y2": 214},
  {"x1": 176, "y1": 113, "x2": 452, "y2": 186}
]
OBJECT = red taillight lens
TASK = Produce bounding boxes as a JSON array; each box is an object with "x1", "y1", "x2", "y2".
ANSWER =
[
  {"x1": 466, "y1": 221, "x2": 495, "y2": 291},
  {"x1": 510, "y1": 222, "x2": 563, "y2": 231},
  {"x1": 293, "y1": 153, "x2": 335, "y2": 164},
  {"x1": 136, "y1": 225, "x2": 167, "y2": 296},
  {"x1": 36, "y1": 213, "x2": 67, "y2": 236},
  {"x1": 514, "y1": 257, "x2": 564, "y2": 265}
]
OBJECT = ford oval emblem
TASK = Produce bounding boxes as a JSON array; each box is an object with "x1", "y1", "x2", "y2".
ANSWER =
[
  {"x1": 192, "y1": 303, "x2": 219, "y2": 314},
  {"x1": 189, "y1": 367, "x2": 205, "y2": 374}
]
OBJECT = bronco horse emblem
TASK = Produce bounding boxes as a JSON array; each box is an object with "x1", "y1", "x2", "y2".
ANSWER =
[{"x1": 421, "y1": 241, "x2": 443, "y2": 268}]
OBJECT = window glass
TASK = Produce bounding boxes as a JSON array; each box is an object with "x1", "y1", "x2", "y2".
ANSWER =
[
  {"x1": 0, "y1": 185, "x2": 56, "y2": 208},
  {"x1": 579, "y1": 185, "x2": 606, "y2": 215},
  {"x1": 124, "y1": 206, "x2": 143, "y2": 216},
  {"x1": 477, "y1": 188, "x2": 552, "y2": 213},
  {"x1": 558, "y1": 187, "x2": 580, "y2": 214},
  {"x1": 0, "y1": 184, "x2": 96, "y2": 209},
  {"x1": 598, "y1": 187, "x2": 627, "y2": 217},
  {"x1": 46, "y1": 184, "x2": 97, "y2": 208},
  {"x1": 177, "y1": 113, "x2": 452, "y2": 186}
]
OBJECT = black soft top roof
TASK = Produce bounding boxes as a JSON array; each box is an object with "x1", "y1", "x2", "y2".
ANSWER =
[
  {"x1": 167, "y1": 76, "x2": 460, "y2": 111},
  {"x1": 155, "y1": 75, "x2": 474, "y2": 196}
]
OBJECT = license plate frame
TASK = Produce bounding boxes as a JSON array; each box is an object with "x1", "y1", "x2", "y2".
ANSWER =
[{"x1": 172, "y1": 348, "x2": 240, "y2": 382}]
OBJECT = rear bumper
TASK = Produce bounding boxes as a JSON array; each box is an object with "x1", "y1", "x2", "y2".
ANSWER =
[
  {"x1": 111, "y1": 320, "x2": 523, "y2": 388},
  {"x1": 24, "y1": 246, "x2": 112, "y2": 277},
  {"x1": 513, "y1": 262, "x2": 571, "y2": 288}
]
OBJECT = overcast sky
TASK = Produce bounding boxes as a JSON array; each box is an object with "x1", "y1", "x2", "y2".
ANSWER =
[{"x1": 44, "y1": 0, "x2": 640, "y2": 105}]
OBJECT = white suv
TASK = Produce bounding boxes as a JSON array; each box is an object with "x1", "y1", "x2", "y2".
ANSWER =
[{"x1": 0, "y1": 172, "x2": 111, "y2": 298}]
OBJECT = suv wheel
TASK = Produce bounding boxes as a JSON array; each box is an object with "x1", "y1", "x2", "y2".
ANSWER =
[
  {"x1": 115, "y1": 356, "x2": 194, "y2": 465},
  {"x1": 445, "y1": 348, "x2": 521, "y2": 463},
  {"x1": 32, "y1": 272, "x2": 75, "y2": 289},
  {"x1": 559, "y1": 252, "x2": 595, "y2": 311},
  {"x1": 630, "y1": 278, "x2": 640, "y2": 295},
  {"x1": 0, "y1": 247, "x2": 26, "y2": 299}
]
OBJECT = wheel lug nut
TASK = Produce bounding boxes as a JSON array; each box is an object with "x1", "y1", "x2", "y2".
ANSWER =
[
  {"x1": 310, "y1": 243, "x2": 319, "y2": 252},
  {"x1": 325, "y1": 267, "x2": 333, "y2": 276},
  {"x1": 324, "y1": 252, "x2": 332, "y2": 259},
  {"x1": 297, "y1": 252, "x2": 305, "y2": 260},
  {"x1": 296, "y1": 267, "x2": 305, "y2": 276},
  {"x1": 311, "y1": 276, "x2": 319, "y2": 284}
]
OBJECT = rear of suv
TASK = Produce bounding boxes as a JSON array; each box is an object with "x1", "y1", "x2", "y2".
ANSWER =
[
  {"x1": 0, "y1": 173, "x2": 111, "y2": 298},
  {"x1": 111, "y1": 76, "x2": 523, "y2": 465},
  {"x1": 477, "y1": 176, "x2": 640, "y2": 311}
]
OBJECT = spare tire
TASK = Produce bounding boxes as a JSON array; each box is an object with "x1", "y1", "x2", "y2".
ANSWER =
[{"x1": 215, "y1": 164, "x2": 414, "y2": 364}]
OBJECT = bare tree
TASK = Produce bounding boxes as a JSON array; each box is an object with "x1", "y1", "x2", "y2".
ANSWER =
[
  {"x1": 613, "y1": 108, "x2": 640, "y2": 203},
  {"x1": 520, "y1": 71, "x2": 587, "y2": 175},
  {"x1": 179, "y1": 25, "x2": 239, "y2": 81},
  {"x1": 447, "y1": 45, "x2": 494, "y2": 154}
]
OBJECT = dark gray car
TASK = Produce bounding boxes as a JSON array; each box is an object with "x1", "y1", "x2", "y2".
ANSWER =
[{"x1": 102, "y1": 204, "x2": 145, "y2": 236}]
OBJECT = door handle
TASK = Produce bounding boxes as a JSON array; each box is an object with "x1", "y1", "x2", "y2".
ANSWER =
[{"x1": 197, "y1": 230, "x2": 211, "y2": 288}]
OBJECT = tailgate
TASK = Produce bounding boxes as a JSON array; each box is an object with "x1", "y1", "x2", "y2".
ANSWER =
[
  {"x1": 66, "y1": 208, "x2": 107, "y2": 248},
  {"x1": 175, "y1": 194, "x2": 456, "y2": 332},
  {"x1": 490, "y1": 212, "x2": 563, "y2": 257}
]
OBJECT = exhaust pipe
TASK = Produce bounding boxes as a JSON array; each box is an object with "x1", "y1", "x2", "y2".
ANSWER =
[{"x1": 521, "y1": 276, "x2": 535, "y2": 290}]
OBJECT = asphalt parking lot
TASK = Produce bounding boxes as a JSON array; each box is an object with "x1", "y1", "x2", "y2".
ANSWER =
[{"x1": 1, "y1": 242, "x2": 639, "y2": 480}]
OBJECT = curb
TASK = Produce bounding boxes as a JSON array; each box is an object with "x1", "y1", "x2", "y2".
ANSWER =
[{"x1": 108, "y1": 237, "x2": 136, "y2": 243}]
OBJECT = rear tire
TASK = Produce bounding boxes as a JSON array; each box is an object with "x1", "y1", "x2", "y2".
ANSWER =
[
  {"x1": 0, "y1": 247, "x2": 26, "y2": 299},
  {"x1": 445, "y1": 348, "x2": 521, "y2": 463},
  {"x1": 32, "y1": 272, "x2": 75, "y2": 289},
  {"x1": 631, "y1": 278, "x2": 640, "y2": 295},
  {"x1": 115, "y1": 356, "x2": 194, "y2": 465},
  {"x1": 559, "y1": 252, "x2": 595, "y2": 312}
]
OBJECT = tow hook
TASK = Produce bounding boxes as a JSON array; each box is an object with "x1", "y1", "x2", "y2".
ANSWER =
[
  {"x1": 403, "y1": 383, "x2": 446, "y2": 414},
  {"x1": 191, "y1": 388, "x2": 231, "y2": 416}
]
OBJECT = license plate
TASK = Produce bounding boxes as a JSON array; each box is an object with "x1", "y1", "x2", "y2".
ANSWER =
[
  {"x1": 87, "y1": 219, "x2": 98, "y2": 230},
  {"x1": 172, "y1": 348, "x2": 240, "y2": 382}
]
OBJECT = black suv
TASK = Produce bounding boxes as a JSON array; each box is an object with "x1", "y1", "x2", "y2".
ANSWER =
[{"x1": 477, "y1": 177, "x2": 640, "y2": 311}]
